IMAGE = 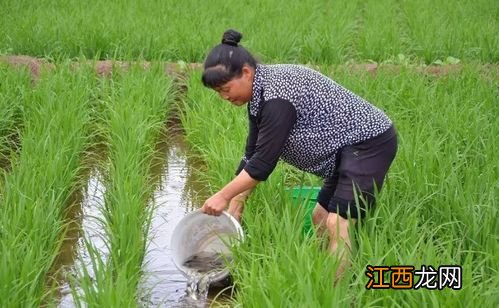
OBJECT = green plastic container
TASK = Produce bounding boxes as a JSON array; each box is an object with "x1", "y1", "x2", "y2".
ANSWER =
[{"x1": 287, "y1": 186, "x2": 321, "y2": 235}]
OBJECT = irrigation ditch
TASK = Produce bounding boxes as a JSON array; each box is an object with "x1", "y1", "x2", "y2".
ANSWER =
[
  {"x1": 54, "y1": 126, "x2": 226, "y2": 307},
  {"x1": 0, "y1": 58, "x2": 236, "y2": 307}
]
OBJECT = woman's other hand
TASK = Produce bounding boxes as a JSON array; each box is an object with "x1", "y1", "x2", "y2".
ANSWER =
[{"x1": 227, "y1": 196, "x2": 245, "y2": 222}]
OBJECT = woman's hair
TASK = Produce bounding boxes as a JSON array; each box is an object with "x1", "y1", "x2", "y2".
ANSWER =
[{"x1": 201, "y1": 29, "x2": 257, "y2": 89}]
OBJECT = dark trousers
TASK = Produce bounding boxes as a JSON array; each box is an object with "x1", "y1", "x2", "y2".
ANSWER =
[{"x1": 317, "y1": 125, "x2": 398, "y2": 219}]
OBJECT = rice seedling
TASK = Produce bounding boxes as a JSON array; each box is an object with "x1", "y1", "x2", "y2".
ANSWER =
[
  {"x1": 399, "y1": 0, "x2": 498, "y2": 63},
  {"x1": 0, "y1": 0, "x2": 496, "y2": 306},
  {"x1": 0, "y1": 64, "x2": 95, "y2": 307},
  {"x1": 335, "y1": 65, "x2": 498, "y2": 306},
  {"x1": 0, "y1": 0, "x2": 496, "y2": 63},
  {"x1": 356, "y1": 0, "x2": 409, "y2": 62},
  {"x1": 0, "y1": 64, "x2": 31, "y2": 172},
  {"x1": 179, "y1": 66, "x2": 498, "y2": 306},
  {"x1": 305, "y1": 0, "x2": 361, "y2": 64},
  {"x1": 70, "y1": 63, "x2": 176, "y2": 307}
]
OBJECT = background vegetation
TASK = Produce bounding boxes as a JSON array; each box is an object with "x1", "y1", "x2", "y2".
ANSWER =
[
  {"x1": 0, "y1": 0, "x2": 497, "y2": 64},
  {"x1": 0, "y1": 0, "x2": 497, "y2": 306}
]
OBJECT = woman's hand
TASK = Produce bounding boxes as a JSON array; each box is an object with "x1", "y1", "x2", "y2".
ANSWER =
[
  {"x1": 201, "y1": 192, "x2": 230, "y2": 216},
  {"x1": 227, "y1": 197, "x2": 245, "y2": 222},
  {"x1": 226, "y1": 189, "x2": 252, "y2": 221},
  {"x1": 201, "y1": 171, "x2": 258, "y2": 216}
]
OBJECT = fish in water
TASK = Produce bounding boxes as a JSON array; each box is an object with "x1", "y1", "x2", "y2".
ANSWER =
[{"x1": 183, "y1": 251, "x2": 231, "y2": 274}]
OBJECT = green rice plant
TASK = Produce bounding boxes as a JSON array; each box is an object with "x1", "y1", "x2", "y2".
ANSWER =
[
  {"x1": 301, "y1": 0, "x2": 360, "y2": 63},
  {"x1": 0, "y1": 64, "x2": 95, "y2": 307},
  {"x1": 71, "y1": 63, "x2": 176, "y2": 307},
  {"x1": 327, "y1": 66, "x2": 497, "y2": 306},
  {"x1": 179, "y1": 67, "x2": 498, "y2": 307},
  {"x1": 0, "y1": 64, "x2": 31, "y2": 172},
  {"x1": 399, "y1": 0, "x2": 498, "y2": 63},
  {"x1": 356, "y1": 0, "x2": 409, "y2": 62},
  {"x1": 0, "y1": 0, "x2": 497, "y2": 63}
]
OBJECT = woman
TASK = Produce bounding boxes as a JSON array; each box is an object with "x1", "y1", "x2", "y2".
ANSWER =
[{"x1": 200, "y1": 29, "x2": 397, "y2": 280}]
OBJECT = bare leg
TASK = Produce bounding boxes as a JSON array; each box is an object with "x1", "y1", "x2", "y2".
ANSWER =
[{"x1": 326, "y1": 213, "x2": 356, "y2": 284}]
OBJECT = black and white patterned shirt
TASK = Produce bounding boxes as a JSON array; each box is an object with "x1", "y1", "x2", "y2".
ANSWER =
[{"x1": 237, "y1": 64, "x2": 392, "y2": 180}]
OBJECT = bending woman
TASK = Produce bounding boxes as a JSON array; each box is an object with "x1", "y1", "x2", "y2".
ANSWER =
[{"x1": 200, "y1": 29, "x2": 398, "y2": 281}]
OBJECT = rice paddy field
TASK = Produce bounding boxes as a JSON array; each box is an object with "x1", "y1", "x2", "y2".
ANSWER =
[{"x1": 0, "y1": 0, "x2": 497, "y2": 307}]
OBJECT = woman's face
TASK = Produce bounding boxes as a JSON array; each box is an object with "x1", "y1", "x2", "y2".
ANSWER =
[{"x1": 214, "y1": 65, "x2": 254, "y2": 106}]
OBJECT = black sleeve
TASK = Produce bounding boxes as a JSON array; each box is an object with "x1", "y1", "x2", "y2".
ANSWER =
[
  {"x1": 235, "y1": 113, "x2": 258, "y2": 175},
  {"x1": 243, "y1": 98, "x2": 297, "y2": 181}
]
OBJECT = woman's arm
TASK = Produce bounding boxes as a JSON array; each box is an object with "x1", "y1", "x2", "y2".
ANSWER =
[
  {"x1": 201, "y1": 169, "x2": 259, "y2": 215},
  {"x1": 202, "y1": 99, "x2": 297, "y2": 215}
]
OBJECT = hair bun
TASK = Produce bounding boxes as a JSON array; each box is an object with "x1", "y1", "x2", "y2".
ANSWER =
[{"x1": 221, "y1": 29, "x2": 242, "y2": 47}]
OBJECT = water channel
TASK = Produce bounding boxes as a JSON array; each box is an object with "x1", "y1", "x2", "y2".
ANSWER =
[{"x1": 57, "y1": 133, "x2": 232, "y2": 307}]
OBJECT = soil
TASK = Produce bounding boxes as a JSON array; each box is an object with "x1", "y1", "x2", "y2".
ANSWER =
[{"x1": 1, "y1": 55, "x2": 496, "y2": 83}]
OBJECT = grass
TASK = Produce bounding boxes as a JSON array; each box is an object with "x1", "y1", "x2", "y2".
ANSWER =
[
  {"x1": 0, "y1": 64, "x2": 95, "y2": 307},
  {"x1": 179, "y1": 67, "x2": 498, "y2": 307},
  {"x1": 0, "y1": 0, "x2": 497, "y2": 63},
  {"x1": 399, "y1": 0, "x2": 499, "y2": 63},
  {"x1": 0, "y1": 1, "x2": 496, "y2": 306},
  {"x1": 69, "y1": 63, "x2": 176, "y2": 307},
  {"x1": 0, "y1": 64, "x2": 31, "y2": 172}
]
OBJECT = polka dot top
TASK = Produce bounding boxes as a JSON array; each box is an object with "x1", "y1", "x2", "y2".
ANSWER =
[{"x1": 238, "y1": 64, "x2": 392, "y2": 180}]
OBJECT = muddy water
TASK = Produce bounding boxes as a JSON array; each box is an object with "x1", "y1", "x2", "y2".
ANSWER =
[
  {"x1": 142, "y1": 138, "x2": 207, "y2": 307},
  {"x1": 57, "y1": 134, "x2": 232, "y2": 307},
  {"x1": 58, "y1": 169, "x2": 108, "y2": 307},
  {"x1": 183, "y1": 252, "x2": 231, "y2": 275}
]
